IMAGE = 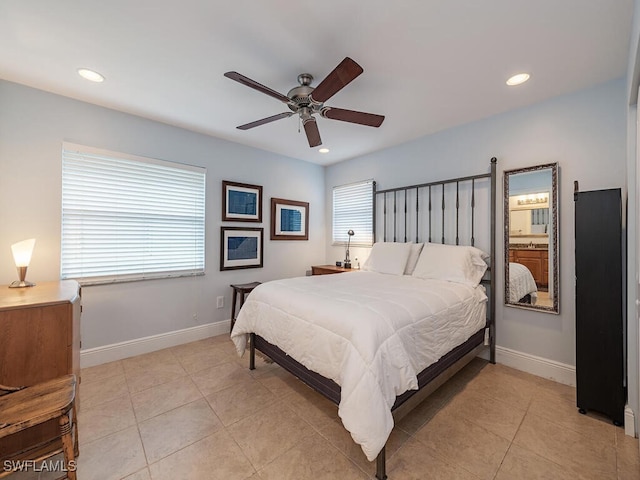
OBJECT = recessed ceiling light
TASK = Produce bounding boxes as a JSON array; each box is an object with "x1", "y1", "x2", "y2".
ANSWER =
[
  {"x1": 506, "y1": 73, "x2": 530, "y2": 86},
  {"x1": 319, "y1": 148, "x2": 330, "y2": 153},
  {"x1": 77, "y1": 68, "x2": 105, "y2": 83}
]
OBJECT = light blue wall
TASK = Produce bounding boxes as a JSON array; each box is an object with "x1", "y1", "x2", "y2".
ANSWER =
[
  {"x1": 325, "y1": 78, "x2": 626, "y2": 371},
  {"x1": 0, "y1": 79, "x2": 326, "y2": 349}
]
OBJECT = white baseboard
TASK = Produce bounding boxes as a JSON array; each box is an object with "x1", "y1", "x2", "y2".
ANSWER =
[
  {"x1": 493, "y1": 345, "x2": 576, "y2": 386},
  {"x1": 625, "y1": 405, "x2": 636, "y2": 437},
  {"x1": 80, "y1": 320, "x2": 231, "y2": 368}
]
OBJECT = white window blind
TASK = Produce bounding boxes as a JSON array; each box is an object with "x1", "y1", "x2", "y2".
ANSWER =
[
  {"x1": 61, "y1": 143, "x2": 206, "y2": 284},
  {"x1": 332, "y1": 180, "x2": 374, "y2": 246}
]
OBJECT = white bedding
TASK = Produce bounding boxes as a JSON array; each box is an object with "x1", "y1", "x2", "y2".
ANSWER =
[
  {"x1": 230, "y1": 271, "x2": 487, "y2": 461},
  {"x1": 509, "y1": 262, "x2": 538, "y2": 304}
]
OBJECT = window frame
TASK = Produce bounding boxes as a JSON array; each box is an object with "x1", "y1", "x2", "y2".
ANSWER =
[
  {"x1": 332, "y1": 179, "x2": 374, "y2": 247},
  {"x1": 61, "y1": 143, "x2": 206, "y2": 285}
]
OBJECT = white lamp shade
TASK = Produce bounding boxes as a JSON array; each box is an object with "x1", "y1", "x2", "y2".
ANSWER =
[{"x1": 11, "y1": 238, "x2": 36, "y2": 267}]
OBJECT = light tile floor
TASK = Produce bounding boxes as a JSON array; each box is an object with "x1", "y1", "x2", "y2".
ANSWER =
[
  {"x1": 535, "y1": 291, "x2": 553, "y2": 308},
  {"x1": 11, "y1": 334, "x2": 640, "y2": 479}
]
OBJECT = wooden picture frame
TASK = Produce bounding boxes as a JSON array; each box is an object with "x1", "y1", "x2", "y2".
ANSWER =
[
  {"x1": 271, "y1": 198, "x2": 309, "y2": 240},
  {"x1": 222, "y1": 181, "x2": 262, "y2": 222},
  {"x1": 220, "y1": 227, "x2": 264, "y2": 271}
]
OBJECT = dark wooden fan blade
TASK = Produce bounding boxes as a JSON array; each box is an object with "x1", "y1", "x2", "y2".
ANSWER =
[
  {"x1": 237, "y1": 112, "x2": 294, "y2": 130},
  {"x1": 321, "y1": 107, "x2": 385, "y2": 127},
  {"x1": 310, "y1": 57, "x2": 363, "y2": 103},
  {"x1": 224, "y1": 71, "x2": 291, "y2": 103},
  {"x1": 303, "y1": 118, "x2": 322, "y2": 147}
]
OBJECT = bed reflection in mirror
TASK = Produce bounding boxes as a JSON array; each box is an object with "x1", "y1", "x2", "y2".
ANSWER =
[{"x1": 504, "y1": 163, "x2": 559, "y2": 313}]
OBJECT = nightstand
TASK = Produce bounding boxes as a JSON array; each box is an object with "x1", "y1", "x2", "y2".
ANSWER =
[
  {"x1": 230, "y1": 281, "x2": 261, "y2": 333},
  {"x1": 311, "y1": 265, "x2": 353, "y2": 275}
]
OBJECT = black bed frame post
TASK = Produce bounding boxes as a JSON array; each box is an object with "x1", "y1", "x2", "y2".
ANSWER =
[
  {"x1": 455, "y1": 181, "x2": 460, "y2": 245},
  {"x1": 490, "y1": 157, "x2": 497, "y2": 364},
  {"x1": 415, "y1": 187, "x2": 419, "y2": 243},
  {"x1": 372, "y1": 181, "x2": 377, "y2": 243},
  {"x1": 249, "y1": 333, "x2": 256, "y2": 370},
  {"x1": 393, "y1": 191, "x2": 397, "y2": 242},
  {"x1": 471, "y1": 179, "x2": 475, "y2": 246},
  {"x1": 376, "y1": 447, "x2": 387, "y2": 480},
  {"x1": 428, "y1": 186, "x2": 432, "y2": 243},
  {"x1": 441, "y1": 184, "x2": 445, "y2": 244},
  {"x1": 404, "y1": 190, "x2": 407, "y2": 242}
]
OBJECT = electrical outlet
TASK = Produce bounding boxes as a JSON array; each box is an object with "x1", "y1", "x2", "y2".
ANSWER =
[
  {"x1": 192, "y1": 312, "x2": 198, "y2": 321},
  {"x1": 216, "y1": 296, "x2": 224, "y2": 309}
]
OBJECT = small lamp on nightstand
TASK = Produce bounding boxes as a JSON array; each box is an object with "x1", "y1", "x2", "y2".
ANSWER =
[
  {"x1": 9, "y1": 238, "x2": 36, "y2": 288},
  {"x1": 344, "y1": 229, "x2": 354, "y2": 269}
]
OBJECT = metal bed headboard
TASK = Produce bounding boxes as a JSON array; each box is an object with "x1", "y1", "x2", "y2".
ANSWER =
[{"x1": 372, "y1": 157, "x2": 497, "y2": 362}]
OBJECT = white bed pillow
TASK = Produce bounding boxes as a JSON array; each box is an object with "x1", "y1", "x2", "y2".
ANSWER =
[
  {"x1": 469, "y1": 245, "x2": 491, "y2": 261},
  {"x1": 404, "y1": 243, "x2": 424, "y2": 275},
  {"x1": 362, "y1": 242, "x2": 412, "y2": 275},
  {"x1": 412, "y1": 242, "x2": 488, "y2": 286}
]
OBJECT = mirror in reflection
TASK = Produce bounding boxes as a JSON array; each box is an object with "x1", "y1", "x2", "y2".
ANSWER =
[{"x1": 504, "y1": 163, "x2": 559, "y2": 313}]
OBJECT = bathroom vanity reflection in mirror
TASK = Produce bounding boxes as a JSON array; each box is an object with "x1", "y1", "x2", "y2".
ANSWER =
[{"x1": 504, "y1": 163, "x2": 559, "y2": 313}]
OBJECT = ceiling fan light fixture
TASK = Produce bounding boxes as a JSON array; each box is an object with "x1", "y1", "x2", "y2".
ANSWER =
[
  {"x1": 506, "y1": 73, "x2": 530, "y2": 86},
  {"x1": 299, "y1": 107, "x2": 313, "y2": 124},
  {"x1": 78, "y1": 68, "x2": 105, "y2": 83}
]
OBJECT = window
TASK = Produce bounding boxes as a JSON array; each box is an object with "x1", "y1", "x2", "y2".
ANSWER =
[
  {"x1": 61, "y1": 143, "x2": 206, "y2": 284},
  {"x1": 332, "y1": 180, "x2": 374, "y2": 246}
]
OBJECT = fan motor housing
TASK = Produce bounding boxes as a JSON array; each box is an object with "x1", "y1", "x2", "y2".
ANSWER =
[{"x1": 287, "y1": 73, "x2": 323, "y2": 113}]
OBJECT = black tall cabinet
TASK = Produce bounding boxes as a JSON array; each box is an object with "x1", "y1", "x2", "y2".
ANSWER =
[{"x1": 574, "y1": 188, "x2": 625, "y2": 425}]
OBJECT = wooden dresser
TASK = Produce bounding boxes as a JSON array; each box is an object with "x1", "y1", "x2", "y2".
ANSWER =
[{"x1": 0, "y1": 280, "x2": 81, "y2": 459}]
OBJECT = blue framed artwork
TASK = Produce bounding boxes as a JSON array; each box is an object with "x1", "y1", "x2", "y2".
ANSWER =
[
  {"x1": 220, "y1": 227, "x2": 263, "y2": 270},
  {"x1": 222, "y1": 180, "x2": 262, "y2": 222},
  {"x1": 270, "y1": 198, "x2": 309, "y2": 240}
]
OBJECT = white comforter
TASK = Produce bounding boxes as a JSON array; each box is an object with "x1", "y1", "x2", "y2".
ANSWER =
[
  {"x1": 509, "y1": 262, "x2": 538, "y2": 304},
  {"x1": 230, "y1": 271, "x2": 487, "y2": 461}
]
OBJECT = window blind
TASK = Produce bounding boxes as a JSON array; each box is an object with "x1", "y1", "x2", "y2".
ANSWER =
[
  {"x1": 332, "y1": 180, "x2": 374, "y2": 246},
  {"x1": 61, "y1": 143, "x2": 206, "y2": 284}
]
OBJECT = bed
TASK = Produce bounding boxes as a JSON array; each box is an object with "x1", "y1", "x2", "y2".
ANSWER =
[
  {"x1": 231, "y1": 158, "x2": 496, "y2": 479},
  {"x1": 508, "y1": 262, "x2": 538, "y2": 304}
]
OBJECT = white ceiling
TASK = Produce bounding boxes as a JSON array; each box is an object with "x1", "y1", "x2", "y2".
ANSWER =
[{"x1": 0, "y1": 1, "x2": 633, "y2": 166}]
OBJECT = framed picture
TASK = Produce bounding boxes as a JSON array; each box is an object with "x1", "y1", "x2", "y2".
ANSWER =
[
  {"x1": 220, "y1": 227, "x2": 263, "y2": 270},
  {"x1": 222, "y1": 180, "x2": 262, "y2": 222},
  {"x1": 271, "y1": 198, "x2": 309, "y2": 240}
]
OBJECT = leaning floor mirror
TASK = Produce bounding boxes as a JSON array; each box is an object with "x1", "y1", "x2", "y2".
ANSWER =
[{"x1": 504, "y1": 163, "x2": 559, "y2": 313}]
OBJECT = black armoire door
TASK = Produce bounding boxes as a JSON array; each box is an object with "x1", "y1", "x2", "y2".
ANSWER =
[{"x1": 574, "y1": 188, "x2": 625, "y2": 425}]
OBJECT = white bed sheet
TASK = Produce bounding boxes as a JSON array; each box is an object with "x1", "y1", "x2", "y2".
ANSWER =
[
  {"x1": 230, "y1": 271, "x2": 487, "y2": 461},
  {"x1": 509, "y1": 262, "x2": 538, "y2": 304}
]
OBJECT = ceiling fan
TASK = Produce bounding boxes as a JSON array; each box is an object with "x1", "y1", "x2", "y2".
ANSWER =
[{"x1": 224, "y1": 57, "x2": 385, "y2": 148}]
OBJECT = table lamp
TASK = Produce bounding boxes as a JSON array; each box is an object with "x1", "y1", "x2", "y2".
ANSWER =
[
  {"x1": 344, "y1": 230, "x2": 354, "y2": 269},
  {"x1": 9, "y1": 238, "x2": 36, "y2": 288}
]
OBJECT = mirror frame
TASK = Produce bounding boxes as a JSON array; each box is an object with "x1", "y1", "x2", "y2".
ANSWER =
[{"x1": 504, "y1": 163, "x2": 559, "y2": 313}]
